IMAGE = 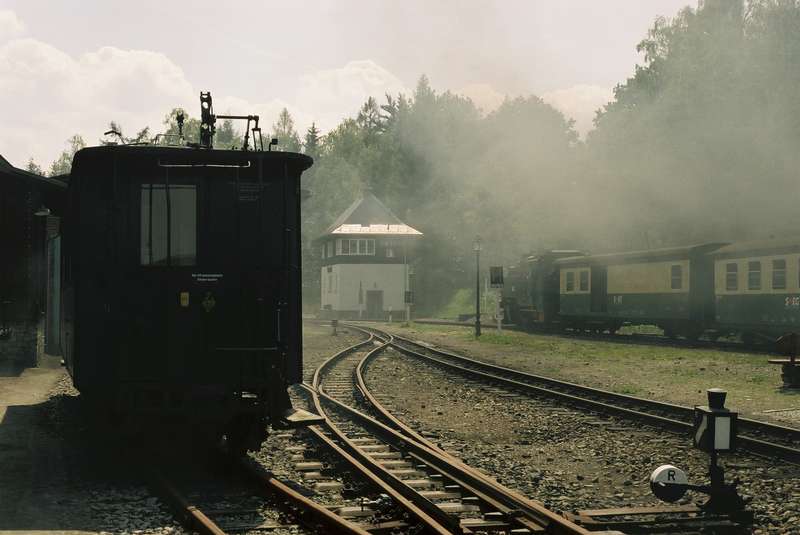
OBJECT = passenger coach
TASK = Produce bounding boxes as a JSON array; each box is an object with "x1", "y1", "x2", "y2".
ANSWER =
[
  {"x1": 711, "y1": 238, "x2": 800, "y2": 341},
  {"x1": 555, "y1": 243, "x2": 726, "y2": 338},
  {"x1": 62, "y1": 142, "x2": 312, "y2": 451}
]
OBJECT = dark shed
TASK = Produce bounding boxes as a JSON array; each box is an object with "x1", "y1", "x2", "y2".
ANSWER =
[{"x1": 0, "y1": 155, "x2": 67, "y2": 368}]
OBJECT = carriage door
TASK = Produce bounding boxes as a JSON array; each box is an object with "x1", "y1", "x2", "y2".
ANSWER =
[
  {"x1": 139, "y1": 173, "x2": 201, "y2": 383},
  {"x1": 590, "y1": 266, "x2": 607, "y2": 313}
]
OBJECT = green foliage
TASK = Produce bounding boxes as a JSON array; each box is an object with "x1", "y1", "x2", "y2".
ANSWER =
[
  {"x1": 589, "y1": 0, "x2": 800, "y2": 246},
  {"x1": 25, "y1": 158, "x2": 43, "y2": 175},
  {"x1": 272, "y1": 108, "x2": 302, "y2": 152},
  {"x1": 49, "y1": 134, "x2": 85, "y2": 176},
  {"x1": 301, "y1": 75, "x2": 580, "y2": 313}
]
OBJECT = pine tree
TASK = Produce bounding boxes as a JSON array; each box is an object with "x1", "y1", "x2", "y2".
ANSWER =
[
  {"x1": 304, "y1": 122, "x2": 321, "y2": 159},
  {"x1": 25, "y1": 158, "x2": 44, "y2": 175}
]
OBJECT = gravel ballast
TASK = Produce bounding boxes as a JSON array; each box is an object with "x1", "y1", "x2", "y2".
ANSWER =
[{"x1": 365, "y1": 348, "x2": 800, "y2": 534}]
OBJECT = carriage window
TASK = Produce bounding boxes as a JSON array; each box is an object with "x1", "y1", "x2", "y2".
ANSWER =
[
  {"x1": 748, "y1": 261, "x2": 761, "y2": 290},
  {"x1": 670, "y1": 265, "x2": 682, "y2": 290},
  {"x1": 725, "y1": 263, "x2": 738, "y2": 291},
  {"x1": 566, "y1": 271, "x2": 575, "y2": 292},
  {"x1": 772, "y1": 259, "x2": 786, "y2": 290},
  {"x1": 579, "y1": 270, "x2": 589, "y2": 291},
  {"x1": 140, "y1": 184, "x2": 196, "y2": 266}
]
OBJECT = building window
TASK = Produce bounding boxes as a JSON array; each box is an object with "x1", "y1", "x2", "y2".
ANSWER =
[
  {"x1": 772, "y1": 259, "x2": 786, "y2": 290},
  {"x1": 725, "y1": 263, "x2": 738, "y2": 291},
  {"x1": 579, "y1": 270, "x2": 589, "y2": 292},
  {"x1": 326, "y1": 241, "x2": 334, "y2": 258},
  {"x1": 386, "y1": 245, "x2": 395, "y2": 258},
  {"x1": 566, "y1": 271, "x2": 575, "y2": 292},
  {"x1": 338, "y1": 238, "x2": 376, "y2": 256},
  {"x1": 140, "y1": 184, "x2": 197, "y2": 266},
  {"x1": 670, "y1": 265, "x2": 682, "y2": 290},
  {"x1": 336, "y1": 239, "x2": 342, "y2": 255},
  {"x1": 748, "y1": 261, "x2": 761, "y2": 290},
  {"x1": 321, "y1": 244, "x2": 326, "y2": 259}
]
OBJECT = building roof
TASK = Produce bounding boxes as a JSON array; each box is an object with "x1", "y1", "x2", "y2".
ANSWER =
[
  {"x1": 0, "y1": 153, "x2": 68, "y2": 190},
  {"x1": 322, "y1": 192, "x2": 422, "y2": 238}
]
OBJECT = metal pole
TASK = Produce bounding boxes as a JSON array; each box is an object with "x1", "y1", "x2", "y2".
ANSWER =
[{"x1": 475, "y1": 247, "x2": 481, "y2": 337}]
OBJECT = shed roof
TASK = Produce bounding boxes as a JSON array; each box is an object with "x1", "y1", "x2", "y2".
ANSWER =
[
  {"x1": 321, "y1": 192, "x2": 422, "y2": 238},
  {"x1": 0, "y1": 153, "x2": 67, "y2": 190}
]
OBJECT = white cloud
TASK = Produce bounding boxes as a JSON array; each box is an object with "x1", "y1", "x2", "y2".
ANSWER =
[
  {"x1": 456, "y1": 83, "x2": 506, "y2": 115},
  {"x1": 0, "y1": 12, "x2": 409, "y2": 167},
  {"x1": 0, "y1": 37, "x2": 197, "y2": 168},
  {"x1": 541, "y1": 84, "x2": 613, "y2": 137},
  {"x1": 296, "y1": 60, "x2": 409, "y2": 131},
  {"x1": 0, "y1": 10, "x2": 25, "y2": 42},
  {"x1": 0, "y1": 24, "x2": 409, "y2": 168}
]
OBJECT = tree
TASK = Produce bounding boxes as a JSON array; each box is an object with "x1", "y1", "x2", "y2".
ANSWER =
[
  {"x1": 49, "y1": 134, "x2": 86, "y2": 176},
  {"x1": 102, "y1": 121, "x2": 150, "y2": 145},
  {"x1": 303, "y1": 122, "x2": 322, "y2": 159},
  {"x1": 25, "y1": 158, "x2": 43, "y2": 175},
  {"x1": 272, "y1": 108, "x2": 302, "y2": 152}
]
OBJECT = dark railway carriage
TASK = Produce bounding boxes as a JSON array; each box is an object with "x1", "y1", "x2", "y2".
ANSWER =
[
  {"x1": 62, "y1": 144, "x2": 311, "y2": 450},
  {"x1": 501, "y1": 250, "x2": 583, "y2": 328},
  {"x1": 555, "y1": 243, "x2": 726, "y2": 337},
  {"x1": 710, "y1": 238, "x2": 800, "y2": 340}
]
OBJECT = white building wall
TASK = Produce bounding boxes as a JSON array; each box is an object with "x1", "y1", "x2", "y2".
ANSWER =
[{"x1": 321, "y1": 264, "x2": 406, "y2": 312}]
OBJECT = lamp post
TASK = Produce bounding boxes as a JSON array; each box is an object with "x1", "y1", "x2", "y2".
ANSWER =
[{"x1": 474, "y1": 236, "x2": 482, "y2": 337}]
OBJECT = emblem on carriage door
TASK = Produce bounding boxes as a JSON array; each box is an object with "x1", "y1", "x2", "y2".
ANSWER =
[{"x1": 202, "y1": 292, "x2": 217, "y2": 313}]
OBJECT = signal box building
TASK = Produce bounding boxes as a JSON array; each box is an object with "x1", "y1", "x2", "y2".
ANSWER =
[{"x1": 319, "y1": 193, "x2": 422, "y2": 319}]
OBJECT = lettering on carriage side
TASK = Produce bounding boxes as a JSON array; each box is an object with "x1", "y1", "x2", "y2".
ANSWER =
[
  {"x1": 785, "y1": 296, "x2": 800, "y2": 308},
  {"x1": 192, "y1": 273, "x2": 224, "y2": 283}
]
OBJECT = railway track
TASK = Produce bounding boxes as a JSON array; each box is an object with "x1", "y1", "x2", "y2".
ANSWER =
[
  {"x1": 305, "y1": 329, "x2": 592, "y2": 534},
  {"x1": 149, "y1": 449, "x2": 372, "y2": 534},
  {"x1": 354, "y1": 324, "x2": 800, "y2": 465}
]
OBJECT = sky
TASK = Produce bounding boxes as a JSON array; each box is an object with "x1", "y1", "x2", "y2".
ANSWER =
[{"x1": 0, "y1": 0, "x2": 694, "y2": 169}]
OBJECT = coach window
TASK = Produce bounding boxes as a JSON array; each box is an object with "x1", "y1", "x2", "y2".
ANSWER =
[
  {"x1": 725, "y1": 263, "x2": 738, "y2": 291},
  {"x1": 748, "y1": 261, "x2": 761, "y2": 290},
  {"x1": 670, "y1": 265, "x2": 682, "y2": 290},
  {"x1": 140, "y1": 184, "x2": 197, "y2": 266},
  {"x1": 579, "y1": 270, "x2": 589, "y2": 292},
  {"x1": 566, "y1": 271, "x2": 575, "y2": 292},
  {"x1": 772, "y1": 259, "x2": 786, "y2": 290}
]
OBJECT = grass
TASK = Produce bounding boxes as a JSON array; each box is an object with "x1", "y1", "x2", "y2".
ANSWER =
[
  {"x1": 434, "y1": 288, "x2": 475, "y2": 319},
  {"x1": 387, "y1": 323, "x2": 800, "y2": 420}
]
